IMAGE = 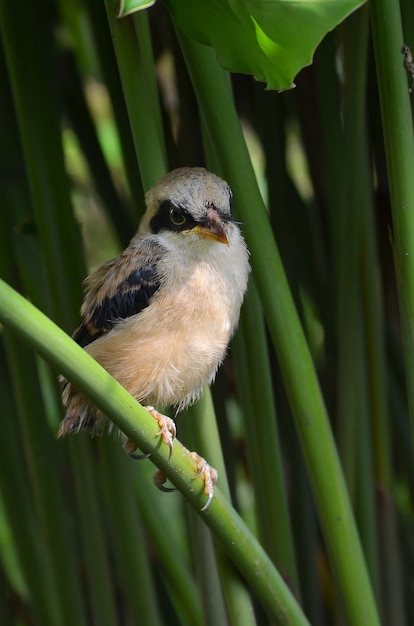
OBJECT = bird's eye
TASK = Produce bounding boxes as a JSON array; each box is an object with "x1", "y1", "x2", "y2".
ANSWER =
[{"x1": 169, "y1": 207, "x2": 186, "y2": 226}]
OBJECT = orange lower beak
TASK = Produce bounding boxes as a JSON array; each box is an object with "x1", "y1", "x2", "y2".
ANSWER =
[{"x1": 189, "y1": 224, "x2": 229, "y2": 245}]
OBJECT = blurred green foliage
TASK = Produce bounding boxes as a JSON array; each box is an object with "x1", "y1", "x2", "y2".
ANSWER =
[{"x1": 0, "y1": 1, "x2": 413, "y2": 625}]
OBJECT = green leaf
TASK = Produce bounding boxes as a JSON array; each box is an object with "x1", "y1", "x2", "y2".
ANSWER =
[
  {"x1": 118, "y1": 0, "x2": 156, "y2": 18},
  {"x1": 162, "y1": 0, "x2": 365, "y2": 91}
]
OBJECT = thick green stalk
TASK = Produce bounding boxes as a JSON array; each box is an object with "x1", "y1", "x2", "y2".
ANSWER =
[
  {"x1": 174, "y1": 29, "x2": 380, "y2": 626},
  {"x1": 189, "y1": 392, "x2": 257, "y2": 626},
  {"x1": 0, "y1": 279, "x2": 310, "y2": 626},
  {"x1": 356, "y1": 91, "x2": 392, "y2": 494},
  {"x1": 103, "y1": 0, "x2": 167, "y2": 189},
  {"x1": 314, "y1": 32, "x2": 345, "y2": 332},
  {"x1": 235, "y1": 281, "x2": 300, "y2": 593},
  {"x1": 336, "y1": 10, "x2": 369, "y2": 491},
  {"x1": 132, "y1": 11, "x2": 166, "y2": 161},
  {"x1": 205, "y1": 109, "x2": 298, "y2": 598},
  {"x1": 369, "y1": 5, "x2": 414, "y2": 621},
  {"x1": 370, "y1": 0, "x2": 414, "y2": 446}
]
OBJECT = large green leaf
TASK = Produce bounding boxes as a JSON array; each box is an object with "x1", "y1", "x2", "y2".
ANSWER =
[{"x1": 119, "y1": 0, "x2": 365, "y2": 90}]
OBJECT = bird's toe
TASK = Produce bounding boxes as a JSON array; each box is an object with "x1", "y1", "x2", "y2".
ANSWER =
[
  {"x1": 123, "y1": 438, "x2": 151, "y2": 460},
  {"x1": 153, "y1": 469, "x2": 176, "y2": 492},
  {"x1": 145, "y1": 406, "x2": 176, "y2": 459},
  {"x1": 189, "y1": 451, "x2": 218, "y2": 511}
]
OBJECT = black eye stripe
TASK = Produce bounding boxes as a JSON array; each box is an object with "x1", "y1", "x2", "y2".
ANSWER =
[
  {"x1": 149, "y1": 198, "x2": 234, "y2": 234},
  {"x1": 150, "y1": 200, "x2": 197, "y2": 234}
]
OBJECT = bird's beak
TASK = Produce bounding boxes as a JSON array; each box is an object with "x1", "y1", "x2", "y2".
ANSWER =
[{"x1": 186, "y1": 208, "x2": 230, "y2": 245}]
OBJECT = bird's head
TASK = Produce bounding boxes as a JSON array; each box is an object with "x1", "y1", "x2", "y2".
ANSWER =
[{"x1": 141, "y1": 168, "x2": 236, "y2": 246}]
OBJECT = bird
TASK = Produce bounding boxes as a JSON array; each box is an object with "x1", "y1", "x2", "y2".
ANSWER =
[{"x1": 58, "y1": 167, "x2": 250, "y2": 508}]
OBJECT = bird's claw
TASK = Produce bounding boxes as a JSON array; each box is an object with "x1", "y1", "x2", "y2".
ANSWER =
[
  {"x1": 153, "y1": 469, "x2": 176, "y2": 492},
  {"x1": 152, "y1": 450, "x2": 218, "y2": 510},
  {"x1": 190, "y1": 452, "x2": 218, "y2": 511},
  {"x1": 145, "y1": 406, "x2": 176, "y2": 459},
  {"x1": 123, "y1": 407, "x2": 176, "y2": 460},
  {"x1": 123, "y1": 438, "x2": 151, "y2": 460}
]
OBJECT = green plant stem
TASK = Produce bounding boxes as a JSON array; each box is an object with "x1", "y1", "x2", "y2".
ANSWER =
[
  {"x1": 235, "y1": 281, "x2": 300, "y2": 593},
  {"x1": 103, "y1": 0, "x2": 167, "y2": 189},
  {"x1": 369, "y1": 6, "x2": 414, "y2": 621},
  {"x1": 204, "y1": 132, "x2": 300, "y2": 595},
  {"x1": 336, "y1": 10, "x2": 369, "y2": 492},
  {"x1": 175, "y1": 29, "x2": 380, "y2": 626},
  {"x1": 370, "y1": 0, "x2": 414, "y2": 448},
  {"x1": 188, "y1": 392, "x2": 257, "y2": 626},
  {"x1": 0, "y1": 278, "x2": 310, "y2": 626}
]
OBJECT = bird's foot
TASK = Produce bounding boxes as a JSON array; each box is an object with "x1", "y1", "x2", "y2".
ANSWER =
[
  {"x1": 190, "y1": 452, "x2": 218, "y2": 511},
  {"x1": 152, "y1": 450, "x2": 218, "y2": 510},
  {"x1": 123, "y1": 406, "x2": 176, "y2": 460},
  {"x1": 146, "y1": 406, "x2": 176, "y2": 459}
]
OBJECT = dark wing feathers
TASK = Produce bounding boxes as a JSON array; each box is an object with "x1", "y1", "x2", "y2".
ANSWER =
[{"x1": 73, "y1": 241, "x2": 163, "y2": 348}]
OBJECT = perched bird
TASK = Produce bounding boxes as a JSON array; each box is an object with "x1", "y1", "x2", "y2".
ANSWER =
[{"x1": 58, "y1": 167, "x2": 250, "y2": 508}]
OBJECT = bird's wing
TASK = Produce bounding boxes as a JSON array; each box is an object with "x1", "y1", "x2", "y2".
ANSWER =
[{"x1": 73, "y1": 239, "x2": 164, "y2": 347}]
